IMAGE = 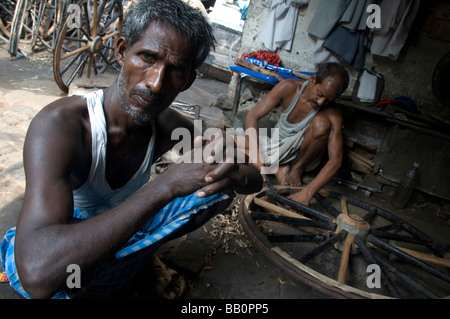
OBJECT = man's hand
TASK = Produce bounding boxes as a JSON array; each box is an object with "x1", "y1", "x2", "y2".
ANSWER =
[
  {"x1": 288, "y1": 188, "x2": 313, "y2": 206},
  {"x1": 190, "y1": 132, "x2": 262, "y2": 198}
]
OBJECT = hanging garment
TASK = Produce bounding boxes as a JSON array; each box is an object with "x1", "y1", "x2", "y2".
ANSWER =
[
  {"x1": 340, "y1": 0, "x2": 374, "y2": 32},
  {"x1": 324, "y1": 25, "x2": 366, "y2": 69},
  {"x1": 370, "y1": 0, "x2": 420, "y2": 60},
  {"x1": 312, "y1": 39, "x2": 341, "y2": 65},
  {"x1": 308, "y1": 0, "x2": 370, "y2": 68},
  {"x1": 259, "y1": 0, "x2": 300, "y2": 51},
  {"x1": 307, "y1": 0, "x2": 351, "y2": 39}
]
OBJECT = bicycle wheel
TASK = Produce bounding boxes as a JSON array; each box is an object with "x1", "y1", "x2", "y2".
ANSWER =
[{"x1": 53, "y1": 0, "x2": 123, "y2": 93}]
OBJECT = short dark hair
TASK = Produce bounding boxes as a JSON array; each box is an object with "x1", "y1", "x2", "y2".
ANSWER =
[
  {"x1": 121, "y1": 0, "x2": 216, "y2": 69},
  {"x1": 316, "y1": 63, "x2": 349, "y2": 96}
]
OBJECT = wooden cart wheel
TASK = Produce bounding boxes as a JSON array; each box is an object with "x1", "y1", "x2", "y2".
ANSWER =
[
  {"x1": 0, "y1": 0, "x2": 16, "y2": 38},
  {"x1": 31, "y1": 0, "x2": 64, "y2": 52},
  {"x1": 52, "y1": 0, "x2": 123, "y2": 93},
  {"x1": 8, "y1": 0, "x2": 35, "y2": 56},
  {"x1": 238, "y1": 182, "x2": 450, "y2": 299}
]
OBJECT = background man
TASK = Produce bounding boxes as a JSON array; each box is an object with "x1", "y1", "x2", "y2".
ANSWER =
[{"x1": 244, "y1": 62, "x2": 349, "y2": 206}]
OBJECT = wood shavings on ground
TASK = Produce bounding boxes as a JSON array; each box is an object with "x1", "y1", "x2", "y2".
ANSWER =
[{"x1": 204, "y1": 198, "x2": 252, "y2": 255}]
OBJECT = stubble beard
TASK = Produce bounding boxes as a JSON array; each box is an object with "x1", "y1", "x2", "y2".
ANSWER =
[{"x1": 117, "y1": 69, "x2": 154, "y2": 126}]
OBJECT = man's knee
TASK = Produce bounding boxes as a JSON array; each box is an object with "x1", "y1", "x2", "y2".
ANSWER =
[{"x1": 310, "y1": 115, "x2": 331, "y2": 139}]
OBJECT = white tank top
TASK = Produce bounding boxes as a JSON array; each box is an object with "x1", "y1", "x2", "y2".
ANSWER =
[{"x1": 73, "y1": 90, "x2": 156, "y2": 213}]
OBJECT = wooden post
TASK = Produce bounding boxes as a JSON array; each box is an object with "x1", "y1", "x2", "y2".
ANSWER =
[{"x1": 338, "y1": 232, "x2": 356, "y2": 284}]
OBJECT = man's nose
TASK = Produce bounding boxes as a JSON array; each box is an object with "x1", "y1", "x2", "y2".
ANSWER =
[{"x1": 144, "y1": 64, "x2": 165, "y2": 93}]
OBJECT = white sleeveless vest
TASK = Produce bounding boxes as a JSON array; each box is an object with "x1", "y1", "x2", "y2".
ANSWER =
[{"x1": 73, "y1": 90, "x2": 156, "y2": 213}]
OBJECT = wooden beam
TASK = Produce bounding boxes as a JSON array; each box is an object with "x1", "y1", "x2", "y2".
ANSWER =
[{"x1": 253, "y1": 197, "x2": 311, "y2": 220}]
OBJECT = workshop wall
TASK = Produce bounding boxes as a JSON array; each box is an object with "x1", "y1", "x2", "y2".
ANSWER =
[{"x1": 229, "y1": 0, "x2": 450, "y2": 116}]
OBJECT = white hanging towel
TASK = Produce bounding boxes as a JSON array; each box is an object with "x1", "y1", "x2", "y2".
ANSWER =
[{"x1": 259, "y1": 0, "x2": 301, "y2": 51}]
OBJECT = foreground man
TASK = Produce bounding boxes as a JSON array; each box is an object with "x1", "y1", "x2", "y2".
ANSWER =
[
  {"x1": 245, "y1": 62, "x2": 349, "y2": 206},
  {"x1": 0, "y1": 0, "x2": 262, "y2": 299}
]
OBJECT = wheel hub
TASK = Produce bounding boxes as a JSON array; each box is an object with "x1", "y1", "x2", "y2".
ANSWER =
[
  {"x1": 335, "y1": 213, "x2": 370, "y2": 254},
  {"x1": 336, "y1": 213, "x2": 371, "y2": 236},
  {"x1": 90, "y1": 36, "x2": 103, "y2": 53}
]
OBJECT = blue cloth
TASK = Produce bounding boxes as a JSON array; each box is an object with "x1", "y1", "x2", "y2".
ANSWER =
[{"x1": 0, "y1": 192, "x2": 230, "y2": 299}]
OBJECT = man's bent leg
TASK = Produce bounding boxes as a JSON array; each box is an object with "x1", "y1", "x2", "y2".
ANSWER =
[{"x1": 284, "y1": 115, "x2": 330, "y2": 186}]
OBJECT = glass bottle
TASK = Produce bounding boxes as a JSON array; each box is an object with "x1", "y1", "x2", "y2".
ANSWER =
[{"x1": 391, "y1": 162, "x2": 420, "y2": 209}]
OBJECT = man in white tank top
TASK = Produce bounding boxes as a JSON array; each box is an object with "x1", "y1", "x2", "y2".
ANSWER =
[
  {"x1": 1, "y1": 0, "x2": 262, "y2": 299},
  {"x1": 245, "y1": 62, "x2": 349, "y2": 206}
]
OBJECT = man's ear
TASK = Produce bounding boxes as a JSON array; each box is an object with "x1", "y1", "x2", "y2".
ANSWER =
[
  {"x1": 182, "y1": 70, "x2": 197, "y2": 92},
  {"x1": 115, "y1": 37, "x2": 128, "y2": 67},
  {"x1": 310, "y1": 73, "x2": 317, "y2": 84}
]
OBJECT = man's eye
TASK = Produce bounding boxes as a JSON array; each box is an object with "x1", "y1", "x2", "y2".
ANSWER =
[{"x1": 141, "y1": 52, "x2": 155, "y2": 62}]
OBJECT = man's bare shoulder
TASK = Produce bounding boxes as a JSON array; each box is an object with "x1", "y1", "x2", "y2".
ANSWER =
[
  {"x1": 275, "y1": 78, "x2": 306, "y2": 93},
  {"x1": 319, "y1": 103, "x2": 343, "y2": 129},
  {"x1": 31, "y1": 95, "x2": 88, "y2": 129},
  {"x1": 39, "y1": 94, "x2": 87, "y2": 115},
  {"x1": 272, "y1": 79, "x2": 307, "y2": 109},
  {"x1": 25, "y1": 94, "x2": 92, "y2": 156}
]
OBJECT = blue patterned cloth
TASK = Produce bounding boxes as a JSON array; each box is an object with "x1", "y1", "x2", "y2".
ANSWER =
[{"x1": 0, "y1": 192, "x2": 230, "y2": 298}]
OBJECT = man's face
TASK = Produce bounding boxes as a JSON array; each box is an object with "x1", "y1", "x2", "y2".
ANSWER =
[
  {"x1": 308, "y1": 76, "x2": 342, "y2": 108},
  {"x1": 116, "y1": 21, "x2": 195, "y2": 124}
]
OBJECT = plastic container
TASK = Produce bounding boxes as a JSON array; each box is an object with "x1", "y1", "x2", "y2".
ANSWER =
[{"x1": 391, "y1": 162, "x2": 420, "y2": 209}]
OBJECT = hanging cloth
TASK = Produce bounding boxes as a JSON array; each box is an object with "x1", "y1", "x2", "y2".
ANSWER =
[
  {"x1": 307, "y1": 0, "x2": 351, "y2": 39},
  {"x1": 259, "y1": 0, "x2": 300, "y2": 51},
  {"x1": 324, "y1": 25, "x2": 366, "y2": 69},
  {"x1": 369, "y1": 0, "x2": 420, "y2": 60}
]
